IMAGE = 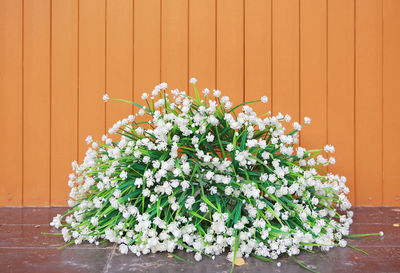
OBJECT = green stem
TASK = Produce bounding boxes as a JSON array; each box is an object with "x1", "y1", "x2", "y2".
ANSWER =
[
  {"x1": 347, "y1": 244, "x2": 369, "y2": 256},
  {"x1": 292, "y1": 257, "x2": 320, "y2": 273},
  {"x1": 169, "y1": 253, "x2": 195, "y2": 264}
]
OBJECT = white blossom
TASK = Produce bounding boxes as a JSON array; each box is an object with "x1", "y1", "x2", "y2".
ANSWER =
[
  {"x1": 261, "y1": 96, "x2": 268, "y2": 103},
  {"x1": 213, "y1": 89, "x2": 221, "y2": 97},
  {"x1": 53, "y1": 80, "x2": 352, "y2": 270},
  {"x1": 103, "y1": 93, "x2": 110, "y2": 102}
]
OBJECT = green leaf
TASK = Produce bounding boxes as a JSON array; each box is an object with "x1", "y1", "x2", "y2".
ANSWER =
[{"x1": 201, "y1": 195, "x2": 219, "y2": 212}]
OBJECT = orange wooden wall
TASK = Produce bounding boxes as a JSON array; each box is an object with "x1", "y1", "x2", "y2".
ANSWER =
[{"x1": 0, "y1": 0, "x2": 399, "y2": 207}]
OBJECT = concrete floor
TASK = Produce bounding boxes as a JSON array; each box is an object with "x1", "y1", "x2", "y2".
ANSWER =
[{"x1": 0, "y1": 207, "x2": 399, "y2": 273}]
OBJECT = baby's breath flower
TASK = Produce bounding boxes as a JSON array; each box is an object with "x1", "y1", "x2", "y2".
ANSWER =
[
  {"x1": 213, "y1": 89, "x2": 221, "y2": 97},
  {"x1": 53, "y1": 79, "x2": 355, "y2": 272},
  {"x1": 141, "y1": 92, "x2": 149, "y2": 100},
  {"x1": 190, "y1": 77, "x2": 197, "y2": 84},
  {"x1": 119, "y1": 244, "x2": 128, "y2": 254},
  {"x1": 85, "y1": 136, "x2": 93, "y2": 144},
  {"x1": 103, "y1": 93, "x2": 110, "y2": 102},
  {"x1": 160, "y1": 82, "x2": 168, "y2": 89},
  {"x1": 324, "y1": 144, "x2": 335, "y2": 153},
  {"x1": 261, "y1": 96, "x2": 268, "y2": 103}
]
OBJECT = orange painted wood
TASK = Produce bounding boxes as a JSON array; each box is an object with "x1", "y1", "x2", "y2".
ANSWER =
[
  {"x1": 106, "y1": 0, "x2": 133, "y2": 130},
  {"x1": 299, "y1": 0, "x2": 327, "y2": 150},
  {"x1": 51, "y1": 0, "x2": 78, "y2": 206},
  {"x1": 327, "y1": 0, "x2": 355, "y2": 204},
  {"x1": 23, "y1": 0, "x2": 51, "y2": 206},
  {"x1": 244, "y1": 0, "x2": 271, "y2": 115},
  {"x1": 272, "y1": 0, "x2": 299, "y2": 121},
  {"x1": 161, "y1": 0, "x2": 188, "y2": 92},
  {"x1": 189, "y1": 0, "x2": 216, "y2": 96},
  {"x1": 133, "y1": 0, "x2": 160, "y2": 115},
  {"x1": 217, "y1": 0, "x2": 244, "y2": 107},
  {"x1": 0, "y1": 0, "x2": 23, "y2": 206},
  {"x1": 78, "y1": 0, "x2": 106, "y2": 160},
  {"x1": 383, "y1": 0, "x2": 400, "y2": 206},
  {"x1": 355, "y1": 0, "x2": 383, "y2": 206},
  {"x1": 1, "y1": 0, "x2": 399, "y2": 206}
]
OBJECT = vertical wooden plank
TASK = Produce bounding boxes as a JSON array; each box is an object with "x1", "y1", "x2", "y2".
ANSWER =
[
  {"x1": 79, "y1": 0, "x2": 106, "y2": 160},
  {"x1": 106, "y1": 0, "x2": 133, "y2": 130},
  {"x1": 0, "y1": 0, "x2": 23, "y2": 206},
  {"x1": 272, "y1": 0, "x2": 299, "y2": 121},
  {"x1": 161, "y1": 0, "x2": 188, "y2": 91},
  {"x1": 217, "y1": 0, "x2": 243, "y2": 107},
  {"x1": 355, "y1": 0, "x2": 383, "y2": 206},
  {"x1": 189, "y1": 0, "x2": 215, "y2": 95},
  {"x1": 245, "y1": 0, "x2": 271, "y2": 115},
  {"x1": 51, "y1": 0, "x2": 78, "y2": 206},
  {"x1": 327, "y1": 0, "x2": 355, "y2": 204},
  {"x1": 23, "y1": 0, "x2": 51, "y2": 206},
  {"x1": 133, "y1": 0, "x2": 160, "y2": 107},
  {"x1": 383, "y1": 0, "x2": 400, "y2": 206},
  {"x1": 300, "y1": 0, "x2": 327, "y2": 150}
]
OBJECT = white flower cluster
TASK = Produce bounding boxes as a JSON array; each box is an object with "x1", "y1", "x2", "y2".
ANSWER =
[{"x1": 51, "y1": 79, "x2": 354, "y2": 269}]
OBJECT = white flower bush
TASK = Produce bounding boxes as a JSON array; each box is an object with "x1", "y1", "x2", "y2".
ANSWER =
[{"x1": 51, "y1": 79, "x2": 361, "y2": 270}]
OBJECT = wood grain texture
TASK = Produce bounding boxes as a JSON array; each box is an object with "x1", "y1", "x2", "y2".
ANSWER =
[
  {"x1": 51, "y1": 0, "x2": 78, "y2": 206},
  {"x1": 78, "y1": 0, "x2": 106, "y2": 161},
  {"x1": 355, "y1": 0, "x2": 383, "y2": 206},
  {"x1": 327, "y1": 0, "x2": 355, "y2": 204},
  {"x1": 189, "y1": 0, "x2": 216, "y2": 96},
  {"x1": 106, "y1": 0, "x2": 133, "y2": 131},
  {"x1": 23, "y1": 0, "x2": 51, "y2": 206},
  {"x1": 161, "y1": 0, "x2": 188, "y2": 92},
  {"x1": 244, "y1": 0, "x2": 271, "y2": 116},
  {"x1": 0, "y1": 0, "x2": 397, "y2": 206},
  {"x1": 0, "y1": 0, "x2": 23, "y2": 206},
  {"x1": 300, "y1": 0, "x2": 327, "y2": 151},
  {"x1": 272, "y1": 0, "x2": 299, "y2": 122},
  {"x1": 133, "y1": 0, "x2": 160, "y2": 118},
  {"x1": 383, "y1": 0, "x2": 400, "y2": 206},
  {"x1": 217, "y1": 0, "x2": 244, "y2": 107}
]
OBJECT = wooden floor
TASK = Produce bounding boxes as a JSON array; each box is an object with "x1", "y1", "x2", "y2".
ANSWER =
[{"x1": 0, "y1": 207, "x2": 399, "y2": 273}]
